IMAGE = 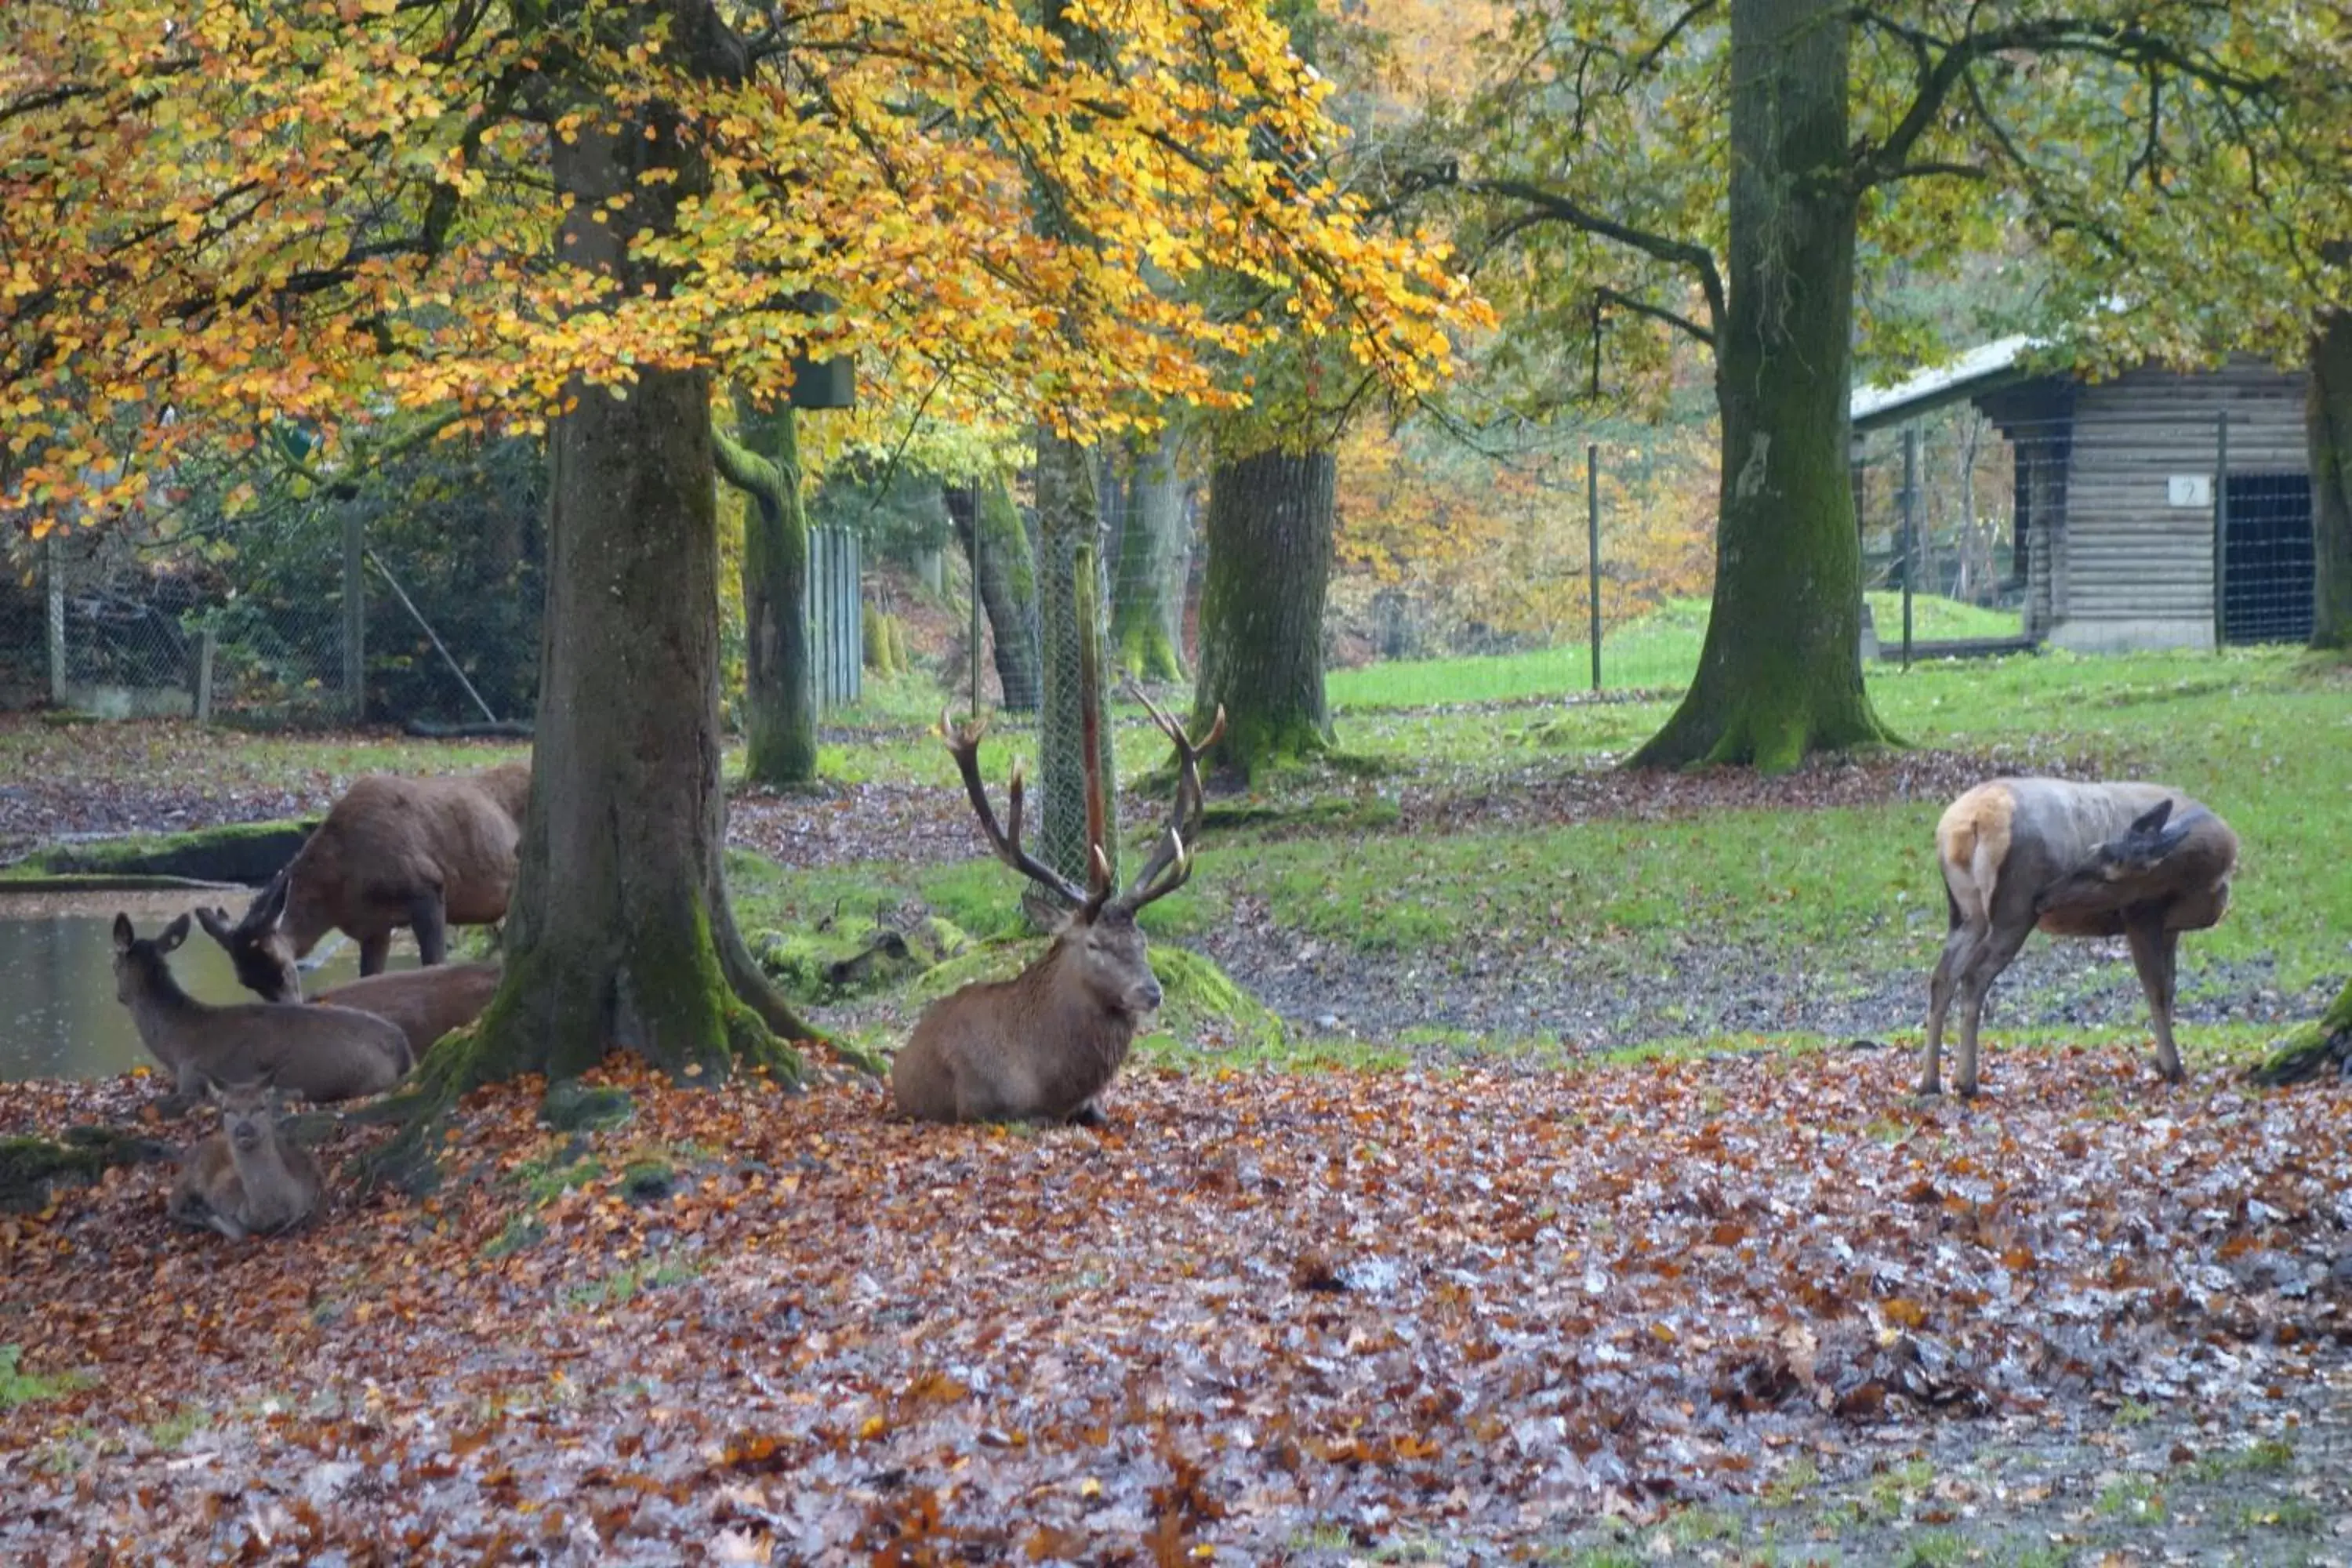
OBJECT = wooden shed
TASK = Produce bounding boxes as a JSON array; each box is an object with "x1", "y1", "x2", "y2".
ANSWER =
[{"x1": 1852, "y1": 340, "x2": 2314, "y2": 652}]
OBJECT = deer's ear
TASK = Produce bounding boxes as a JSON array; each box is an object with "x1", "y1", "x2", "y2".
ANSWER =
[
  {"x1": 158, "y1": 913, "x2": 192, "y2": 953},
  {"x1": 2128, "y1": 800, "x2": 2174, "y2": 837},
  {"x1": 112, "y1": 913, "x2": 136, "y2": 953}
]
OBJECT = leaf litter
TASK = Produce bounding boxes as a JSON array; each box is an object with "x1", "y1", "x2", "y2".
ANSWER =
[{"x1": 2, "y1": 1049, "x2": 2347, "y2": 1563}]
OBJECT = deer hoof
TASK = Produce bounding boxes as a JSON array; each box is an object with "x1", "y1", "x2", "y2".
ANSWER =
[{"x1": 1069, "y1": 1102, "x2": 1108, "y2": 1130}]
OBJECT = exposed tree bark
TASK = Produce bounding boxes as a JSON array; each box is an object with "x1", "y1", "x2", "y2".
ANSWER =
[
  {"x1": 947, "y1": 474, "x2": 1042, "y2": 712},
  {"x1": 2309, "y1": 307, "x2": 2352, "y2": 652},
  {"x1": 2248, "y1": 976, "x2": 2352, "y2": 1086},
  {"x1": 1034, "y1": 427, "x2": 1118, "y2": 888},
  {"x1": 1192, "y1": 441, "x2": 1335, "y2": 778},
  {"x1": 448, "y1": 2, "x2": 811, "y2": 1095},
  {"x1": 1629, "y1": 0, "x2": 1895, "y2": 771},
  {"x1": 1112, "y1": 430, "x2": 1191, "y2": 681},
  {"x1": 714, "y1": 396, "x2": 816, "y2": 786}
]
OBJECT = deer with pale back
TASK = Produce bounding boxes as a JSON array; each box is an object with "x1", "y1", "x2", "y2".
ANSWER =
[
  {"x1": 891, "y1": 688, "x2": 1225, "y2": 1126},
  {"x1": 167, "y1": 1076, "x2": 325, "y2": 1240},
  {"x1": 113, "y1": 913, "x2": 415, "y2": 1103},
  {"x1": 195, "y1": 760, "x2": 530, "y2": 986},
  {"x1": 1922, "y1": 778, "x2": 2238, "y2": 1098}
]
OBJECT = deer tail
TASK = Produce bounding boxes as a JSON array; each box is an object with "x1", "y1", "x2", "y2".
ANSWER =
[{"x1": 1936, "y1": 789, "x2": 2006, "y2": 929}]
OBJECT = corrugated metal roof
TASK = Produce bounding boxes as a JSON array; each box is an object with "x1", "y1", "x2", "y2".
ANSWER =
[{"x1": 1849, "y1": 333, "x2": 2040, "y2": 430}]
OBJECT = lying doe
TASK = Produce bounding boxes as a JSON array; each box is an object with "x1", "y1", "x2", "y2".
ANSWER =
[
  {"x1": 1922, "y1": 778, "x2": 2238, "y2": 1098},
  {"x1": 891, "y1": 689, "x2": 1225, "y2": 1126},
  {"x1": 191, "y1": 897, "x2": 501, "y2": 1057},
  {"x1": 167, "y1": 1077, "x2": 325, "y2": 1240},
  {"x1": 113, "y1": 913, "x2": 415, "y2": 1103},
  {"x1": 196, "y1": 760, "x2": 531, "y2": 984}
]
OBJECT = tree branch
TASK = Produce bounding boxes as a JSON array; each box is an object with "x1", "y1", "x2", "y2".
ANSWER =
[
  {"x1": 1453, "y1": 176, "x2": 1726, "y2": 342},
  {"x1": 1595, "y1": 285, "x2": 1715, "y2": 348}
]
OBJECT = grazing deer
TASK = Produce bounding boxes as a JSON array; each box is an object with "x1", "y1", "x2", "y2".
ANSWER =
[
  {"x1": 195, "y1": 761, "x2": 530, "y2": 983},
  {"x1": 891, "y1": 689, "x2": 1225, "y2": 1125},
  {"x1": 1922, "y1": 779, "x2": 2238, "y2": 1098},
  {"x1": 113, "y1": 913, "x2": 415, "y2": 1103},
  {"x1": 168, "y1": 1076, "x2": 326, "y2": 1240}
]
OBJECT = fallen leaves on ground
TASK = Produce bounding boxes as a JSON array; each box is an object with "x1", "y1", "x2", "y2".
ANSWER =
[{"x1": 2, "y1": 1047, "x2": 2346, "y2": 1562}]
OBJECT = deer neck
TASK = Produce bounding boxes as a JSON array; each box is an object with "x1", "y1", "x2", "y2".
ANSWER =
[
  {"x1": 125, "y1": 964, "x2": 205, "y2": 1067},
  {"x1": 229, "y1": 1138, "x2": 303, "y2": 1227}
]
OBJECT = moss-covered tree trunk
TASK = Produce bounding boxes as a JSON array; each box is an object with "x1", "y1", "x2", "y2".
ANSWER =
[
  {"x1": 1192, "y1": 441, "x2": 1334, "y2": 778},
  {"x1": 1628, "y1": 0, "x2": 1895, "y2": 771},
  {"x1": 714, "y1": 397, "x2": 816, "y2": 786},
  {"x1": 949, "y1": 474, "x2": 1042, "y2": 711},
  {"x1": 2249, "y1": 976, "x2": 2352, "y2": 1086},
  {"x1": 454, "y1": 15, "x2": 808, "y2": 1094},
  {"x1": 2308, "y1": 307, "x2": 2352, "y2": 652},
  {"x1": 1034, "y1": 427, "x2": 1119, "y2": 887},
  {"x1": 1112, "y1": 430, "x2": 1189, "y2": 681}
]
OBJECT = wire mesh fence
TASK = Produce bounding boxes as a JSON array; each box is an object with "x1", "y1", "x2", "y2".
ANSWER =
[{"x1": 0, "y1": 513, "x2": 869, "y2": 728}]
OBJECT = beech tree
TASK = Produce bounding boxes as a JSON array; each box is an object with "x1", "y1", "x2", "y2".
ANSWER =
[
  {"x1": 2, "y1": 0, "x2": 1477, "y2": 1094},
  {"x1": 1450, "y1": 0, "x2": 2297, "y2": 768},
  {"x1": 1109, "y1": 430, "x2": 1191, "y2": 683}
]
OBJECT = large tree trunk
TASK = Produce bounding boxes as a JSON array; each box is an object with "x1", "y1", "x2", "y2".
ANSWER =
[
  {"x1": 1034, "y1": 428, "x2": 1118, "y2": 887},
  {"x1": 2249, "y1": 976, "x2": 2352, "y2": 1086},
  {"x1": 453, "y1": 12, "x2": 809, "y2": 1092},
  {"x1": 715, "y1": 397, "x2": 816, "y2": 785},
  {"x1": 1628, "y1": 0, "x2": 1894, "y2": 771},
  {"x1": 2309, "y1": 307, "x2": 2352, "y2": 652},
  {"x1": 1192, "y1": 442, "x2": 1334, "y2": 778},
  {"x1": 1112, "y1": 430, "x2": 1191, "y2": 681},
  {"x1": 949, "y1": 475, "x2": 1042, "y2": 711}
]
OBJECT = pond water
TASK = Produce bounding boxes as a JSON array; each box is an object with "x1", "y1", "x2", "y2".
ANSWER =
[{"x1": 0, "y1": 891, "x2": 388, "y2": 1082}]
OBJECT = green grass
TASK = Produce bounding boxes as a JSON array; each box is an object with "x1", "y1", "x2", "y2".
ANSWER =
[
  {"x1": 1325, "y1": 593, "x2": 2022, "y2": 712},
  {"x1": 0, "y1": 1345, "x2": 91, "y2": 1411}
]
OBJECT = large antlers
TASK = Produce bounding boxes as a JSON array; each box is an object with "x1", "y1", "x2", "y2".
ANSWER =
[
  {"x1": 1117, "y1": 684, "x2": 1225, "y2": 913},
  {"x1": 938, "y1": 710, "x2": 1108, "y2": 911}
]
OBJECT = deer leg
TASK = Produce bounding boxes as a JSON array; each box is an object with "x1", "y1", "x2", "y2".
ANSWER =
[
  {"x1": 1953, "y1": 921, "x2": 2032, "y2": 1099},
  {"x1": 2125, "y1": 909, "x2": 2185, "y2": 1084},
  {"x1": 1920, "y1": 923, "x2": 1981, "y2": 1096},
  {"x1": 358, "y1": 931, "x2": 392, "y2": 975},
  {"x1": 406, "y1": 891, "x2": 448, "y2": 967}
]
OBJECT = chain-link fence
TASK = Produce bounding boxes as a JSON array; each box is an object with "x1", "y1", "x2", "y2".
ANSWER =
[{"x1": 2, "y1": 510, "x2": 870, "y2": 728}]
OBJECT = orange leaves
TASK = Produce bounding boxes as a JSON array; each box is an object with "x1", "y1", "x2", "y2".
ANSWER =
[{"x1": 3, "y1": 0, "x2": 1482, "y2": 524}]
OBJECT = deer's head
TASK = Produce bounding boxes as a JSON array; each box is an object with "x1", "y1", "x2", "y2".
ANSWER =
[
  {"x1": 940, "y1": 683, "x2": 1223, "y2": 1020},
  {"x1": 2039, "y1": 799, "x2": 2198, "y2": 911},
  {"x1": 193, "y1": 874, "x2": 300, "y2": 1001},
  {"x1": 112, "y1": 911, "x2": 191, "y2": 1005},
  {"x1": 204, "y1": 1075, "x2": 286, "y2": 1154}
]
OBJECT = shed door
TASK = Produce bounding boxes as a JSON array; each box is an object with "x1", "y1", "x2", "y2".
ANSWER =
[{"x1": 2220, "y1": 472, "x2": 2314, "y2": 645}]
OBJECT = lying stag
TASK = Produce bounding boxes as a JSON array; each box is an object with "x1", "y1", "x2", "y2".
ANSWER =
[
  {"x1": 891, "y1": 691, "x2": 1225, "y2": 1125},
  {"x1": 1922, "y1": 779, "x2": 2238, "y2": 1098},
  {"x1": 197, "y1": 760, "x2": 531, "y2": 982},
  {"x1": 114, "y1": 913, "x2": 414, "y2": 1103},
  {"x1": 167, "y1": 1078, "x2": 325, "y2": 1240}
]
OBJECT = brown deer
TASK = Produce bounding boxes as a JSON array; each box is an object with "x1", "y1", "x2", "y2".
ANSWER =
[
  {"x1": 195, "y1": 760, "x2": 530, "y2": 985},
  {"x1": 891, "y1": 688, "x2": 1225, "y2": 1125},
  {"x1": 188, "y1": 896, "x2": 500, "y2": 1057},
  {"x1": 113, "y1": 913, "x2": 415, "y2": 1103},
  {"x1": 1922, "y1": 779, "x2": 2238, "y2": 1098},
  {"x1": 167, "y1": 1076, "x2": 325, "y2": 1240}
]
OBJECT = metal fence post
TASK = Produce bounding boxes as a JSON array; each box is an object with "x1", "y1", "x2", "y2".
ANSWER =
[
  {"x1": 44, "y1": 532, "x2": 65, "y2": 706},
  {"x1": 2211, "y1": 410, "x2": 2229, "y2": 651},
  {"x1": 1586, "y1": 442, "x2": 1602, "y2": 692},
  {"x1": 969, "y1": 485, "x2": 982, "y2": 720},
  {"x1": 1900, "y1": 424, "x2": 1918, "y2": 669},
  {"x1": 341, "y1": 505, "x2": 365, "y2": 721}
]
